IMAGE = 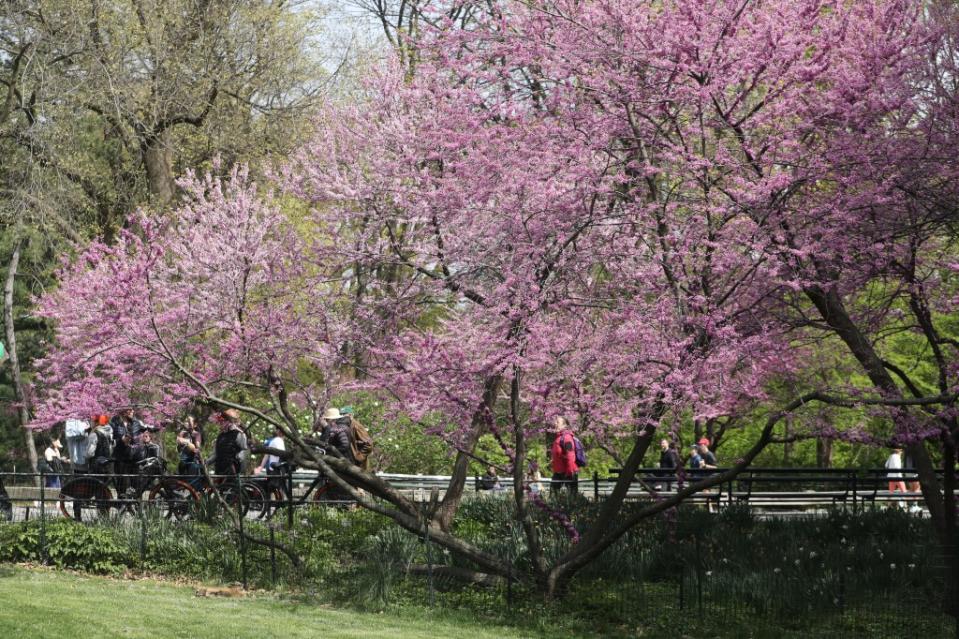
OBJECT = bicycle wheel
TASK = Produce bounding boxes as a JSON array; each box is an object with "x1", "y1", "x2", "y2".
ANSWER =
[
  {"x1": 254, "y1": 483, "x2": 285, "y2": 520},
  {"x1": 310, "y1": 479, "x2": 334, "y2": 505},
  {"x1": 59, "y1": 477, "x2": 113, "y2": 521},
  {"x1": 147, "y1": 478, "x2": 200, "y2": 521},
  {"x1": 242, "y1": 481, "x2": 269, "y2": 519},
  {"x1": 215, "y1": 481, "x2": 257, "y2": 518}
]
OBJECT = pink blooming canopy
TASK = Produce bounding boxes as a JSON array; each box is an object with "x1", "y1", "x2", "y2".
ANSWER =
[
  {"x1": 31, "y1": 166, "x2": 346, "y2": 427},
  {"x1": 33, "y1": 0, "x2": 953, "y2": 454},
  {"x1": 28, "y1": 2, "x2": 959, "y2": 590}
]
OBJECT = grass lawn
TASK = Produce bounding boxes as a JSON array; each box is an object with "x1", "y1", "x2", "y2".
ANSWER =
[{"x1": 0, "y1": 566, "x2": 539, "y2": 639}]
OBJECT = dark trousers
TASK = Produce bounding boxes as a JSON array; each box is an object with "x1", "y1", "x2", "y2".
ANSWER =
[
  {"x1": 113, "y1": 460, "x2": 136, "y2": 494},
  {"x1": 550, "y1": 472, "x2": 578, "y2": 495}
]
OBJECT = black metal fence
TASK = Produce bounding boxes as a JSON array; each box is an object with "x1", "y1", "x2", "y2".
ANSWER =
[{"x1": 0, "y1": 468, "x2": 954, "y2": 638}]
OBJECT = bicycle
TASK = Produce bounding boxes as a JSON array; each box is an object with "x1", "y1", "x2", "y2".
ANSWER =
[
  {"x1": 59, "y1": 456, "x2": 200, "y2": 521},
  {"x1": 248, "y1": 459, "x2": 352, "y2": 521},
  {"x1": 181, "y1": 466, "x2": 268, "y2": 520}
]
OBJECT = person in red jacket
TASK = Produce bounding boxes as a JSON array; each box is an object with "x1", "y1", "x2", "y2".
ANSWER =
[{"x1": 547, "y1": 416, "x2": 579, "y2": 495}]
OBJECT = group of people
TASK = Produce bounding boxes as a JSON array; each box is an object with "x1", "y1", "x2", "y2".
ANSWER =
[
  {"x1": 477, "y1": 419, "x2": 723, "y2": 497},
  {"x1": 45, "y1": 408, "x2": 248, "y2": 494},
  {"x1": 41, "y1": 410, "x2": 162, "y2": 492},
  {"x1": 884, "y1": 447, "x2": 923, "y2": 512},
  {"x1": 477, "y1": 416, "x2": 585, "y2": 496}
]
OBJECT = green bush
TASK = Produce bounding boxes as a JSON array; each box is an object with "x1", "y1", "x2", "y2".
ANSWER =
[{"x1": 0, "y1": 519, "x2": 127, "y2": 574}]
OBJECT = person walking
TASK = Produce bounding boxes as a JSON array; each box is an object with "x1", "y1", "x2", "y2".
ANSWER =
[
  {"x1": 40, "y1": 435, "x2": 66, "y2": 489},
  {"x1": 657, "y1": 439, "x2": 680, "y2": 490},
  {"x1": 698, "y1": 441, "x2": 718, "y2": 470},
  {"x1": 885, "y1": 447, "x2": 907, "y2": 508},
  {"x1": 548, "y1": 416, "x2": 579, "y2": 495}
]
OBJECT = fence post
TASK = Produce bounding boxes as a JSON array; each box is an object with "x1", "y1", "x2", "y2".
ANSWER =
[
  {"x1": 269, "y1": 524, "x2": 277, "y2": 588},
  {"x1": 695, "y1": 534, "x2": 703, "y2": 616},
  {"x1": 424, "y1": 523, "x2": 435, "y2": 608},
  {"x1": 286, "y1": 468, "x2": 294, "y2": 531},
  {"x1": 678, "y1": 563, "x2": 685, "y2": 610},
  {"x1": 593, "y1": 472, "x2": 599, "y2": 501},
  {"x1": 39, "y1": 470, "x2": 47, "y2": 564},
  {"x1": 139, "y1": 502, "x2": 147, "y2": 567},
  {"x1": 237, "y1": 475, "x2": 248, "y2": 591}
]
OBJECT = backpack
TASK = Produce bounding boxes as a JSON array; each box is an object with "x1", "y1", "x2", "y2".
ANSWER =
[
  {"x1": 573, "y1": 436, "x2": 587, "y2": 468},
  {"x1": 348, "y1": 417, "x2": 374, "y2": 469}
]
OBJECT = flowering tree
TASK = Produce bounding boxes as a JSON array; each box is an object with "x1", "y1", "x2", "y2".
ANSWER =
[
  {"x1": 33, "y1": 0, "x2": 957, "y2": 599},
  {"x1": 284, "y1": 0, "x2": 949, "y2": 592}
]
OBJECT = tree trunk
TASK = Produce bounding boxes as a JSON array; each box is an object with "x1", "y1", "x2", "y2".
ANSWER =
[
  {"x1": 783, "y1": 421, "x2": 793, "y2": 465},
  {"x1": 3, "y1": 240, "x2": 38, "y2": 478},
  {"x1": 433, "y1": 376, "x2": 501, "y2": 531},
  {"x1": 804, "y1": 285, "x2": 944, "y2": 525},
  {"x1": 142, "y1": 131, "x2": 176, "y2": 207},
  {"x1": 816, "y1": 437, "x2": 832, "y2": 468},
  {"x1": 804, "y1": 284, "x2": 956, "y2": 617}
]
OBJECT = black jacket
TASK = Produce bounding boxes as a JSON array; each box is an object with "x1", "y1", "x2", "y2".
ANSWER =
[
  {"x1": 659, "y1": 448, "x2": 680, "y2": 470},
  {"x1": 321, "y1": 423, "x2": 355, "y2": 463}
]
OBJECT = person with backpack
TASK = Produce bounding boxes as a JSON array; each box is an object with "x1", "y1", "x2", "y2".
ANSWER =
[
  {"x1": 111, "y1": 408, "x2": 146, "y2": 493},
  {"x1": 547, "y1": 416, "x2": 579, "y2": 495},
  {"x1": 319, "y1": 407, "x2": 354, "y2": 463},
  {"x1": 86, "y1": 415, "x2": 114, "y2": 477},
  {"x1": 340, "y1": 406, "x2": 374, "y2": 471}
]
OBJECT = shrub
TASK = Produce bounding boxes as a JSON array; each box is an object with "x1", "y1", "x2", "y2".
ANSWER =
[{"x1": 0, "y1": 519, "x2": 127, "y2": 574}]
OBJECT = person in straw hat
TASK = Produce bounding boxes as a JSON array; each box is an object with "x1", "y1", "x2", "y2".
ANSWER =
[{"x1": 318, "y1": 407, "x2": 354, "y2": 464}]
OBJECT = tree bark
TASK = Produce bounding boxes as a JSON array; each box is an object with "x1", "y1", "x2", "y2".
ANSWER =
[
  {"x1": 3, "y1": 240, "x2": 38, "y2": 478},
  {"x1": 142, "y1": 131, "x2": 176, "y2": 207},
  {"x1": 816, "y1": 436, "x2": 832, "y2": 468},
  {"x1": 433, "y1": 375, "x2": 501, "y2": 532},
  {"x1": 804, "y1": 284, "x2": 945, "y2": 530}
]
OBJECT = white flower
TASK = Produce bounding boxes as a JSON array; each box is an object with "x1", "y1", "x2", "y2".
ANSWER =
[
  {"x1": 809, "y1": 551, "x2": 817, "y2": 559},
  {"x1": 908, "y1": 563, "x2": 916, "y2": 569},
  {"x1": 794, "y1": 559, "x2": 801, "y2": 566},
  {"x1": 705, "y1": 571, "x2": 712, "y2": 577},
  {"x1": 773, "y1": 568, "x2": 782, "y2": 574},
  {"x1": 722, "y1": 558, "x2": 729, "y2": 564},
  {"x1": 840, "y1": 538, "x2": 846, "y2": 544},
  {"x1": 890, "y1": 563, "x2": 896, "y2": 570}
]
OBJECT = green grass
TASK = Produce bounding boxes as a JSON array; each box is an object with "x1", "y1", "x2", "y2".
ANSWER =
[{"x1": 0, "y1": 566, "x2": 539, "y2": 639}]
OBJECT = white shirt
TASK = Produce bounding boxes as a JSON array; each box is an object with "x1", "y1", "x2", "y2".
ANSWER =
[
  {"x1": 885, "y1": 452, "x2": 903, "y2": 479},
  {"x1": 263, "y1": 436, "x2": 286, "y2": 468}
]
